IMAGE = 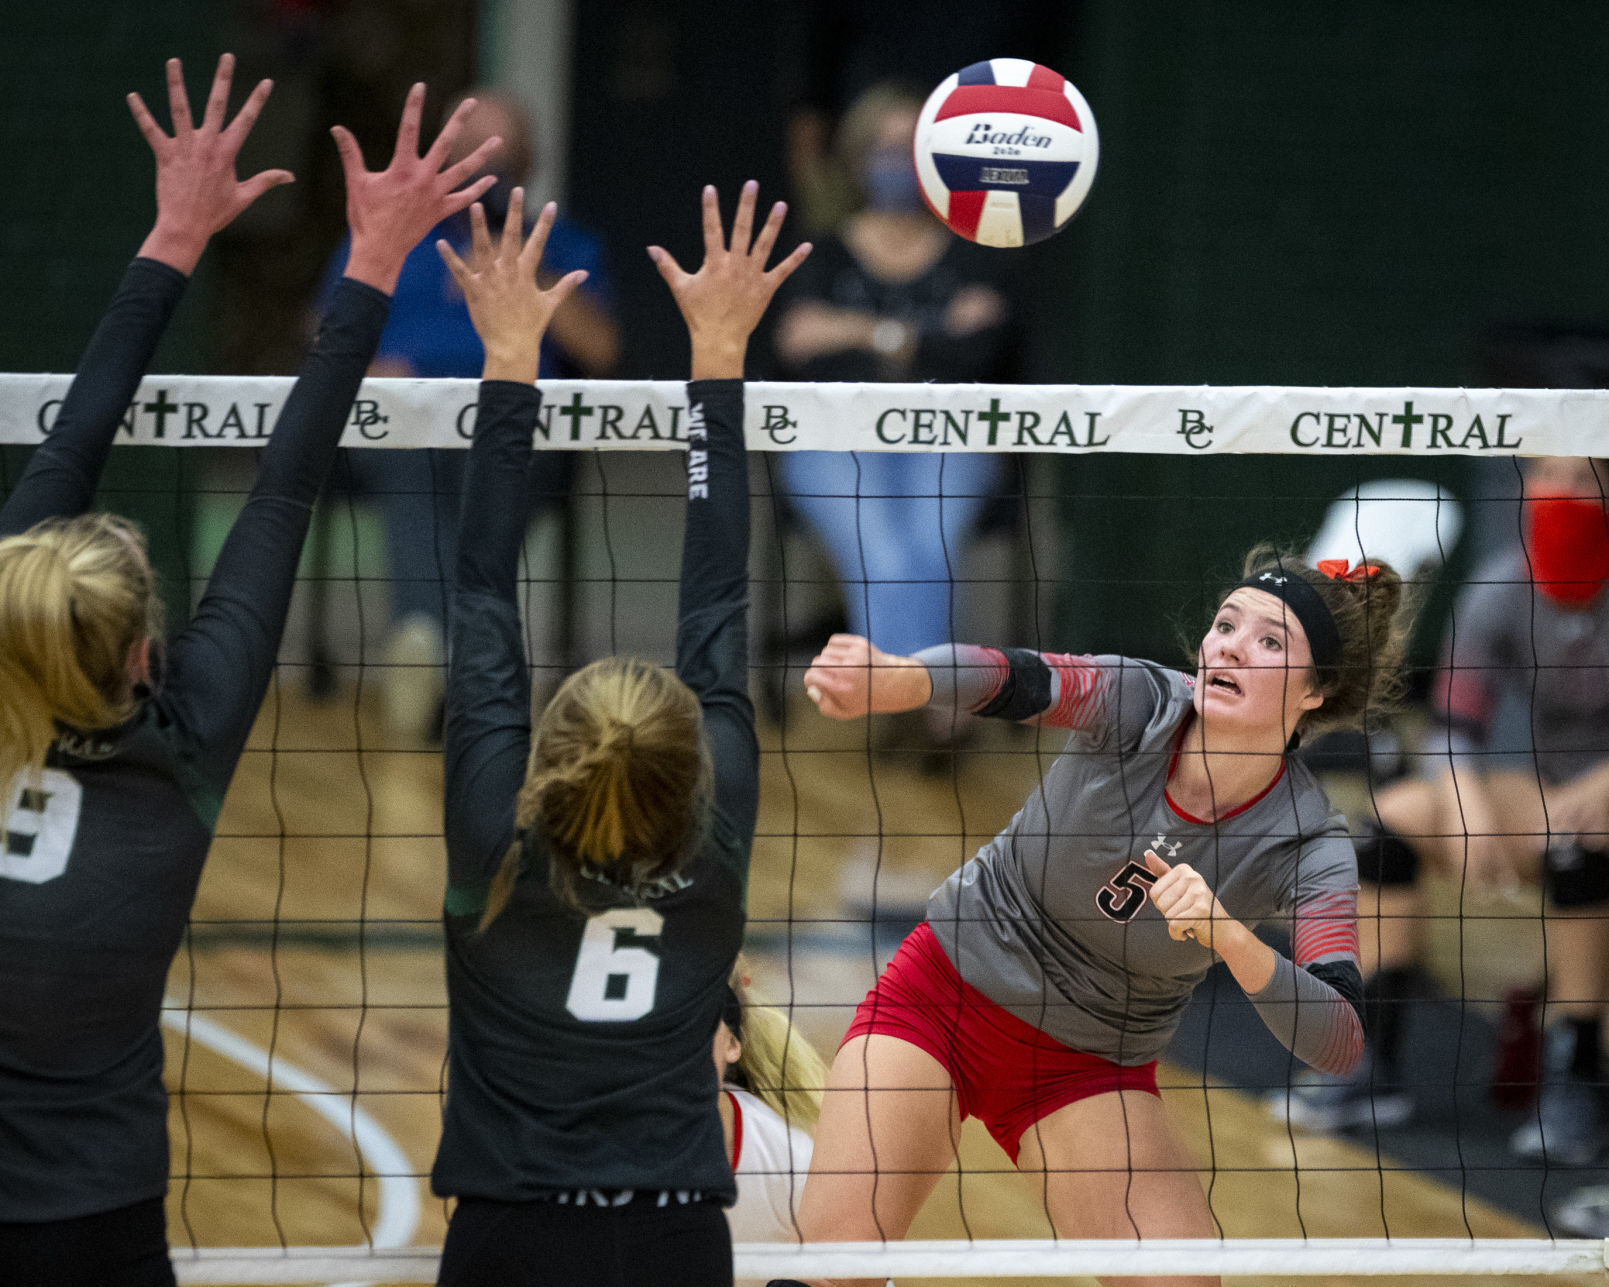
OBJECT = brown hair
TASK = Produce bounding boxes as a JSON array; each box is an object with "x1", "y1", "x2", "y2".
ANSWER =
[
  {"x1": 479, "y1": 656, "x2": 710, "y2": 929},
  {"x1": 1235, "y1": 543, "x2": 1413, "y2": 734},
  {"x1": 726, "y1": 962, "x2": 828, "y2": 1132},
  {"x1": 0, "y1": 514, "x2": 161, "y2": 820}
]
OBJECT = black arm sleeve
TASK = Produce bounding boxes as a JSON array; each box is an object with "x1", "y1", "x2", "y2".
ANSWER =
[
  {"x1": 975, "y1": 648, "x2": 1053, "y2": 721},
  {"x1": 0, "y1": 259, "x2": 187, "y2": 536},
  {"x1": 160, "y1": 279, "x2": 392, "y2": 781},
  {"x1": 1308, "y1": 958, "x2": 1367, "y2": 1030},
  {"x1": 443, "y1": 381, "x2": 542, "y2": 887},
  {"x1": 676, "y1": 380, "x2": 758, "y2": 847}
]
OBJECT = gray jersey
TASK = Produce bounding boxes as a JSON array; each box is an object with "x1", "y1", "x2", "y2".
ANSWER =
[
  {"x1": 1434, "y1": 547, "x2": 1609, "y2": 783},
  {"x1": 927, "y1": 656, "x2": 1359, "y2": 1067}
]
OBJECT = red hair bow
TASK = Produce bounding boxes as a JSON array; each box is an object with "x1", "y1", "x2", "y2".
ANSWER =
[{"x1": 1316, "y1": 558, "x2": 1381, "y2": 582}]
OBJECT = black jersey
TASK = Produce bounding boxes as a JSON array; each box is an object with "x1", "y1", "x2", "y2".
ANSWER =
[
  {"x1": 433, "y1": 380, "x2": 754, "y2": 1204},
  {"x1": 0, "y1": 259, "x2": 390, "y2": 1221}
]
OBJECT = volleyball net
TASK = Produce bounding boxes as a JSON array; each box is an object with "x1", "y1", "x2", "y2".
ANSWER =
[{"x1": 5, "y1": 375, "x2": 1609, "y2": 1283}]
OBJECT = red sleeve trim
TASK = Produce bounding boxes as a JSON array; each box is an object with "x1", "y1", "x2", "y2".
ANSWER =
[
  {"x1": 726, "y1": 1089, "x2": 744, "y2": 1170},
  {"x1": 1293, "y1": 890, "x2": 1360, "y2": 966},
  {"x1": 1042, "y1": 652, "x2": 1107, "y2": 729}
]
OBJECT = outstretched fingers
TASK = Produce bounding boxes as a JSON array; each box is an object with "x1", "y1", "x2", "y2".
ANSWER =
[
  {"x1": 164, "y1": 58, "x2": 193, "y2": 135},
  {"x1": 468, "y1": 201, "x2": 494, "y2": 264},
  {"x1": 126, "y1": 91, "x2": 167, "y2": 151},
  {"x1": 223, "y1": 75, "x2": 276, "y2": 150},
  {"x1": 646, "y1": 244, "x2": 691, "y2": 291},
  {"x1": 543, "y1": 268, "x2": 590, "y2": 312},
  {"x1": 728, "y1": 179, "x2": 759, "y2": 257},
  {"x1": 200, "y1": 52, "x2": 235, "y2": 133},
  {"x1": 699, "y1": 184, "x2": 724, "y2": 260},
  {"x1": 438, "y1": 134, "x2": 503, "y2": 195},
  {"x1": 518, "y1": 196, "x2": 557, "y2": 272},
  {"x1": 766, "y1": 239, "x2": 814, "y2": 286},
  {"x1": 748, "y1": 198, "x2": 787, "y2": 264},
  {"x1": 391, "y1": 82, "x2": 426, "y2": 164},
  {"x1": 329, "y1": 124, "x2": 365, "y2": 184},
  {"x1": 441, "y1": 172, "x2": 498, "y2": 220},
  {"x1": 436, "y1": 238, "x2": 471, "y2": 290},
  {"x1": 502, "y1": 188, "x2": 528, "y2": 259},
  {"x1": 425, "y1": 95, "x2": 478, "y2": 170}
]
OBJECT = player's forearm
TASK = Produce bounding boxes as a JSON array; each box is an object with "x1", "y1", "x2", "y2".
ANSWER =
[
  {"x1": 1, "y1": 260, "x2": 187, "y2": 533},
  {"x1": 915, "y1": 644, "x2": 1107, "y2": 728},
  {"x1": 1242, "y1": 942, "x2": 1365, "y2": 1076},
  {"x1": 1214, "y1": 919, "x2": 1277, "y2": 994},
  {"x1": 915, "y1": 645, "x2": 1010, "y2": 715},
  {"x1": 456, "y1": 382, "x2": 544, "y2": 601},
  {"x1": 677, "y1": 380, "x2": 747, "y2": 611},
  {"x1": 675, "y1": 380, "x2": 752, "y2": 713},
  {"x1": 250, "y1": 279, "x2": 390, "y2": 504}
]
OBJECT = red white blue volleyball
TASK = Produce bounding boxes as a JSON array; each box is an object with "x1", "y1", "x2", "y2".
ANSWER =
[{"x1": 915, "y1": 58, "x2": 1099, "y2": 248}]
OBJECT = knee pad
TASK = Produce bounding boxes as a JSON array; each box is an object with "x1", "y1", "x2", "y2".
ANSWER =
[
  {"x1": 1354, "y1": 822, "x2": 1420, "y2": 888},
  {"x1": 1546, "y1": 844, "x2": 1609, "y2": 909}
]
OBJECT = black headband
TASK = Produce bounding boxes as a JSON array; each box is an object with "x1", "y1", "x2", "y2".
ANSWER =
[{"x1": 1236, "y1": 567, "x2": 1341, "y2": 683}]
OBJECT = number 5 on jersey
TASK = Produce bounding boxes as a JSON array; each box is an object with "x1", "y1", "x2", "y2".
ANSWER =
[
  {"x1": 566, "y1": 907, "x2": 665, "y2": 1021},
  {"x1": 1095, "y1": 859, "x2": 1157, "y2": 923}
]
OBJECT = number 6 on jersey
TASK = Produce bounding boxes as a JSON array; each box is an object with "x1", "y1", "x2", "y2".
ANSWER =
[{"x1": 566, "y1": 907, "x2": 665, "y2": 1021}]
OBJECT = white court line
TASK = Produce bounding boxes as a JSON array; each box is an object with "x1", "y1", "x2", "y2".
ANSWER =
[{"x1": 161, "y1": 1004, "x2": 422, "y2": 1280}]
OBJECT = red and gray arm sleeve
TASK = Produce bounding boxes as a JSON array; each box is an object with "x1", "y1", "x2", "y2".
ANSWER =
[
  {"x1": 1247, "y1": 889, "x2": 1364, "y2": 1076},
  {"x1": 915, "y1": 644, "x2": 1108, "y2": 729}
]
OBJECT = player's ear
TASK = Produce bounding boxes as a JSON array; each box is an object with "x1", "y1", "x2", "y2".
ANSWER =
[
  {"x1": 1299, "y1": 684, "x2": 1324, "y2": 713},
  {"x1": 127, "y1": 637, "x2": 152, "y2": 690}
]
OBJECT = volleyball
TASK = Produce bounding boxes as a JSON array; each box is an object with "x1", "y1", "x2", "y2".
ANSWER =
[{"x1": 914, "y1": 57, "x2": 1099, "y2": 248}]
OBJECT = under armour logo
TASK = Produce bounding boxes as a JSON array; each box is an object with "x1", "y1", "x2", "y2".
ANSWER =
[
  {"x1": 1152, "y1": 834, "x2": 1182, "y2": 859},
  {"x1": 1258, "y1": 572, "x2": 1288, "y2": 586}
]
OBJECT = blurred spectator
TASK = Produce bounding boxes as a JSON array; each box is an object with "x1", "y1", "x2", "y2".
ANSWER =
[
  {"x1": 769, "y1": 82, "x2": 1019, "y2": 751},
  {"x1": 318, "y1": 90, "x2": 620, "y2": 739},
  {"x1": 1274, "y1": 457, "x2": 1609, "y2": 1170},
  {"x1": 779, "y1": 1, "x2": 1072, "y2": 231}
]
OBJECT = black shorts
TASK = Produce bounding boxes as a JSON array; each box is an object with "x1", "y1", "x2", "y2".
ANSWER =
[
  {"x1": 439, "y1": 1192, "x2": 732, "y2": 1287},
  {"x1": 0, "y1": 1194, "x2": 175, "y2": 1287}
]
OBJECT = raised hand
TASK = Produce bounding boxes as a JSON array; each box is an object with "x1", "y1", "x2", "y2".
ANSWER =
[
  {"x1": 802, "y1": 633, "x2": 932, "y2": 720},
  {"x1": 648, "y1": 181, "x2": 811, "y2": 379},
  {"x1": 437, "y1": 188, "x2": 590, "y2": 384},
  {"x1": 129, "y1": 54, "x2": 294, "y2": 274},
  {"x1": 333, "y1": 84, "x2": 503, "y2": 295}
]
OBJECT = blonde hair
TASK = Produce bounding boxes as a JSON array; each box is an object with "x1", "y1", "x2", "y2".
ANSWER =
[
  {"x1": 727, "y1": 964, "x2": 828, "y2": 1132},
  {"x1": 480, "y1": 656, "x2": 710, "y2": 928},
  {"x1": 0, "y1": 514, "x2": 160, "y2": 819},
  {"x1": 1236, "y1": 543, "x2": 1413, "y2": 734}
]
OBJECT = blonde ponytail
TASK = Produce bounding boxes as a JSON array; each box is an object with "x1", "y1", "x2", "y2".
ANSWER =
[
  {"x1": 0, "y1": 514, "x2": 160, "y2": 822},
  {"x1": 479, "y1": 656, "x2": 710, "y2": 929},
  {"x1": 729, "y1": 969, "x2": 828, "y2": 1132}
]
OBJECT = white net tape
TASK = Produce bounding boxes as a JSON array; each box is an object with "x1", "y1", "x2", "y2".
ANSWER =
[
  {"x1": 169, "y1": 1238, "x2": 1609, "y2": 1282},
  {"x1": 4, "y1": 375, "x2": 1608, "y2": 454}
]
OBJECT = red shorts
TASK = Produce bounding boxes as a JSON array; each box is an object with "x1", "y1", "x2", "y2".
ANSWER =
[{"x1": 842, "y1": 922, "x2": 1158, "y2": 1163}]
